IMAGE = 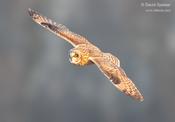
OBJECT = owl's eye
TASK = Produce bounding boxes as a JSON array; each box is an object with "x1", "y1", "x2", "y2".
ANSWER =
[
  {"x1": 70, "y1": 52, "x2": 79, "y2": 58},
  {"x1": 74, "y1": 53, "x2": 79, "y2": 58}
]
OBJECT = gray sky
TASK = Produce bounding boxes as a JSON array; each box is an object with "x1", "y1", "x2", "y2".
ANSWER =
[{"x1": 0, "y1": 0, "x2": 175, "y2": 122}]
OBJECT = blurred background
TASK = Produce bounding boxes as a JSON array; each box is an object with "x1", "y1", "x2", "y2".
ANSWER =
[{"x1": 0, "y1": 0, "x2": 175, "y2": 122}]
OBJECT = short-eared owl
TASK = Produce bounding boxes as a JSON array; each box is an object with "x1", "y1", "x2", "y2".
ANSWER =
[{"x1": 28, "y1": 8, "x2": 144, "y2": 101}]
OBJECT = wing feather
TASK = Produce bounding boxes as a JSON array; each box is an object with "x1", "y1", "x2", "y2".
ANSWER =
[
  {"x1": 90, "y1": 53, "x2": 144, "y2": 101},
  {"x1": 28, "y1": 8, "x2": 91, "y2": 47}
]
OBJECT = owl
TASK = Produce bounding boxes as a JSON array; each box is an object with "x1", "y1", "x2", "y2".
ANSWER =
[{"x1": 28, "y1": 8, "x2": 144, "y2": 101}]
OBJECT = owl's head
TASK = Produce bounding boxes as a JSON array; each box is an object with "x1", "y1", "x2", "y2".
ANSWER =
[{"x1": 69, "y1": 47, "x2": 90, "y2": 66}]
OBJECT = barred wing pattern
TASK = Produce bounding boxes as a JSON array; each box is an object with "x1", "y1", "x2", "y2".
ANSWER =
[
  {"x1": 28, "y1": 8, "x2": 90, "y2": 47},
  {"x1": 90, "y1": 53, "x2": 144, "y2": 101}
]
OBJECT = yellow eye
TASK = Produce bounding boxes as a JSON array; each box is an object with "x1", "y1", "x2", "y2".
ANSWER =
[
  {"x1": 70, "y1": 52, "x2": 79, "y2": 58},
  {"x1": 74, "y1": 53, "x2": 79, "y2": 58}
]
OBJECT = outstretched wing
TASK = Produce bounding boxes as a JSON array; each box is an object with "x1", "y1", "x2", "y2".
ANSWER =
[
  {"x1": 28, "y1": 8, "x2": 91, "y2": 47},
  {"x1": 90, "y1": 53, "x2": 144, "y2": 101}
]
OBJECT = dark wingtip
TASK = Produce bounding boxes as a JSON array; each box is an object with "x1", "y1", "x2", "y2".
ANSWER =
[
  {"x1": 140, "y1": 96, "x2": 144, "y2": 102},
  {"x1": 136, "y1": 94, "x2": 144, "y2": 102},
  {"x1": 28, "y1": 8, "x2": 36, "y2": 17}
]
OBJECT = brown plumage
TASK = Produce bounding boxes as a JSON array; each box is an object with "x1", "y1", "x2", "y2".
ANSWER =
[{"x1": 28, "y1": 8, "x2": 144, "y2": 101}]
